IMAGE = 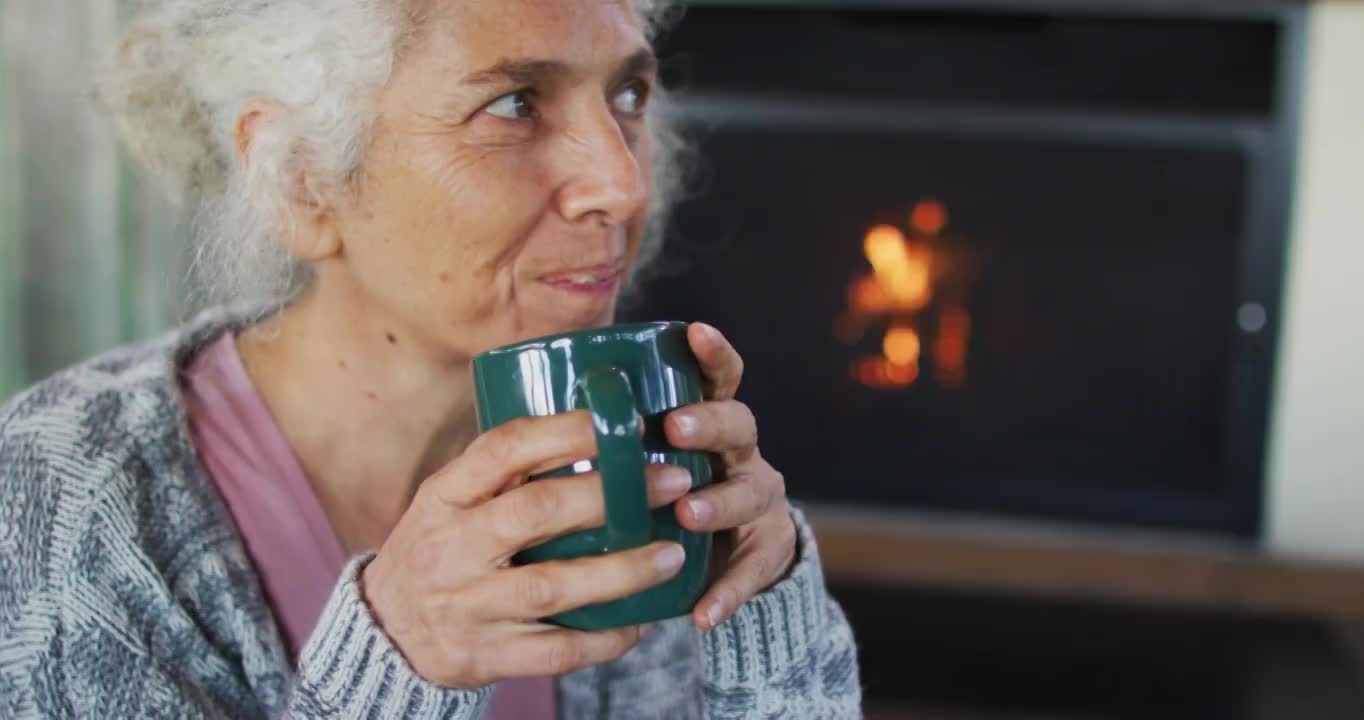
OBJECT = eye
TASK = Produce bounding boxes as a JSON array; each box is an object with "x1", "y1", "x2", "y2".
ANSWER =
[
  {"x1": 612, "y1": 81, "x2": 650, "y2": 115},
  {"x1": 484, "y1": 91, "x2": 534, "y2": 120}
]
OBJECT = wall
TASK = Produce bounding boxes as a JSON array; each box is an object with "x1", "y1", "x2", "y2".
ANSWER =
[{"x1": 1266, "y1": 1, "x2": 1364, "y2": 563}]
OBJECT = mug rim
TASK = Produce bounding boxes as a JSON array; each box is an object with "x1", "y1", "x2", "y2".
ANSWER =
[{"x1": 474, "y1": 320, "x2": 690, "y2": 362}]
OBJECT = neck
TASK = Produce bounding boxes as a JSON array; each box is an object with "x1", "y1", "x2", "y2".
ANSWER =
[{"x1": 236, "y1": 282, "x2": 480, "y2": 555}]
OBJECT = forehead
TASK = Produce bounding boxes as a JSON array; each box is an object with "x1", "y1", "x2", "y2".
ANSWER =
[{"x1": 412, "y1": 0, "x2": 647, "y2": 72}]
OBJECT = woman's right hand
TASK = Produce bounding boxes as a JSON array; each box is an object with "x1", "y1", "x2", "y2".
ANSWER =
[{"x1": 359, "y1": 410, "x2": 692, "y2": 689}]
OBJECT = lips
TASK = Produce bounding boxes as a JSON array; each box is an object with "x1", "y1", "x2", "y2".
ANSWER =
[{"x1": 539, "y1": 261, "x2": 625, "y2": 294}]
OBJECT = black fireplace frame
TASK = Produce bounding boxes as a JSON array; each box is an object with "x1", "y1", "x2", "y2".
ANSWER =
[{"x1": 640, "y1": 0, "x2": 1309, "y2": 539}]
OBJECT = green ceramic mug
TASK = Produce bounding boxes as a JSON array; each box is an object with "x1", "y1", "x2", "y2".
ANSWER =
[{"x1": 471, "y1": 321, "x2": 713, "y2": 631}]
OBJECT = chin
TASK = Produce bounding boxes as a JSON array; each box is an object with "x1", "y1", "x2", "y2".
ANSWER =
[{"x1": 505, "y1": 308, "x2": 616, "y2": 347}]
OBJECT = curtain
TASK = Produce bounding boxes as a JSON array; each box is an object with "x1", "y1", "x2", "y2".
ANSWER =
[{"x1": 0, "y1": 0, "x2": 187, "y2": 400}]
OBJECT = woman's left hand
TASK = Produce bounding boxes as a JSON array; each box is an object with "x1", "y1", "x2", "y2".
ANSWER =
[{"x1": 665, "y1": 323, "x2": 798, "y2": 631}]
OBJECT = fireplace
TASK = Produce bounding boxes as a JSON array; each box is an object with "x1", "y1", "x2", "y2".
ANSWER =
[{"x1": 621, "y1": 1, "x2": 1307, "y2": 539}]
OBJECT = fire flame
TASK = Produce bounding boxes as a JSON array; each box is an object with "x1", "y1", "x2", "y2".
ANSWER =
[
  {"x1": 839, "y1": 201, "x2": 972, "y2": 390},
  {"x1": 857, "y1": 225, "x2": 931, "y2": 313}
]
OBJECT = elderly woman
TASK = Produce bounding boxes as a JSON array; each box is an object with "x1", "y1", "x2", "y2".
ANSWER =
[{"x1": 0, "y1": 1, "x2": 861, "y2": 718}]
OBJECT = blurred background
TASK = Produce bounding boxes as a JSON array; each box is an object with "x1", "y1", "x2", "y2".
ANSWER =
[
  {"x1": 1, "y1": 0, "x2": 186, "y2": 398},
  {"x1": 3, "y1": 0, "x2": 1363, "y2": 718}
]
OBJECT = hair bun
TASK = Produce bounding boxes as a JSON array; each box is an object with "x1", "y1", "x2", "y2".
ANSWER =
[{"x1": 93, "y1": 14, "x2": 227, "y2": 207}]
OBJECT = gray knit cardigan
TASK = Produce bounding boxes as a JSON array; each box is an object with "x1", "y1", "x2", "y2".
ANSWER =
[{"x1": 0, "y1": 309, "x2": 862, "y2": 719}]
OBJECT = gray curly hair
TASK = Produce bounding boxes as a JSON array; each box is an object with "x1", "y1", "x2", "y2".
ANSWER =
[{"x1": 94, "y1": 0, "x2": 687, "y2": 314}]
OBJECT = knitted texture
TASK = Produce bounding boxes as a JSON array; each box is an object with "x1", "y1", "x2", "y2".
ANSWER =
[{"x1": 0, "y1": 308, "x2": 862, "y2": 719}]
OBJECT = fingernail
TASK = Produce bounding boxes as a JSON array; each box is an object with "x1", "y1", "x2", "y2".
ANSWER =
[
  {"x1": 672, "y1": 413, "x2": 699, "y2": 438},
  {"x1": 655, "y1": 543, "x2": 686, "y2": 575},
  {"x1": 686, "y1": 497, "x2": 714, "y2": 525},
  {"x1": 706, "y1": 602, "x2": 724, "y2": 628},
  {"x1": 652, "y1": 467, "x2": 692, "y2": 496},
  {"x1": 640, "y1": 623, "x2": 656, "y2": 638}
]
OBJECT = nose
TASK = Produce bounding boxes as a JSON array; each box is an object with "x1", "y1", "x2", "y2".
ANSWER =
[{"x1": 553, "y1": 106, "x2": 649, "y2": 228}]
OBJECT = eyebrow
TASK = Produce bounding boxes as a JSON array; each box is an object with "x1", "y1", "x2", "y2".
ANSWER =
[
  {"x1": 610, "y1": 48, "x2": 660, "y2": 86},
  {"x1": 462, "y1": 48, "x2": 658, "y2": 88}
]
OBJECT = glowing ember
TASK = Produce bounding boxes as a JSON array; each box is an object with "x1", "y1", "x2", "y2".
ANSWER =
[
  {"x1": 910, "y1": 200, "x2": 948, "y2": 236},
  {"x1": 849, "y1": 276, "x2": 891, "y2": 315},
  {"x1": 933, "y1": 305, "x2": 970, "y2": 387},
  {"x1": 883, "y1": 325, "x2": 922, "y2": 367},
  {"x1": 852, "y1": 356, "x2": 919, "y2": 388}
]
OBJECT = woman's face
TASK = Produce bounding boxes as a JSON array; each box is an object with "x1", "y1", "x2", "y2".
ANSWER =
[{"x1": 321, "y1": 0, "x2": 656, "y2": 360}]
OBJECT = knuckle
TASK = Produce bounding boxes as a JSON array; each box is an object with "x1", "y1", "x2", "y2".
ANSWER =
[
  {"x1": 704, "y1": 490, "x2": 729, "y2": 523},
  {"x1": 712, "y1": 403, "x2": 737, "y2": 439},
  {"x1": 744, "y1": 477, "x2": 768, "y2": 515},
  {"x1": 764, "y1": 470, "x2": 787, "y2": 508},
  {"x1": 484, "y1": 420, "x2": 530, "y2": 463},
  {"x1": 543, "y1": 635, "x2": 584, "y2": 675},
  {"x1": 467, "y1": 439, "x2": 511, "y2": 481},
  {"x1": 502, "y1": 484, "x2": 560, "y2": 538},
  {"x1": 514, "y1": 569, "x2": 563, "y2": 615},
  {"x1": 739, "y1": 403, "x2": 759, "y2": 446}
]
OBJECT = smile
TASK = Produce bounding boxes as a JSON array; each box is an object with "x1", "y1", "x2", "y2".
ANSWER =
[{"x1": 539, "y1": 263, "x2": 624, "y2": 295}]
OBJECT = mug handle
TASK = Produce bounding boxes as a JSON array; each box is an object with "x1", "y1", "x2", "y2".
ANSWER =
[{"x1": 576, "y1": 366, "x2": 653, "y2": 551}]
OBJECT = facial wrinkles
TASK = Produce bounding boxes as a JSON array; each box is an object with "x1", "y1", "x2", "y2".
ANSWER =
[{"x1": 371, "y1": 0, "x2": 651, "y2": 330}]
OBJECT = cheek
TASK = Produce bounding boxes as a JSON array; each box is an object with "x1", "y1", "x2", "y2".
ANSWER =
[
  {"x1": 425, "y1": 150, "x2": 555, "y2": 279},
  {"x1": 392, "y1": 147, "x2": 560, "y2": 316},
  {"x1": 362, "y1": 145, "x2": 533, "y2": 268}
]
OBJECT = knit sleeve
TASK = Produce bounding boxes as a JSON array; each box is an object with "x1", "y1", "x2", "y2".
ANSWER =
[
  {"x1": 698, "y1": 504, "x2": 863, "y2": 718},
  {"x1": 0, "y1": 392, "x2": 491, "y2": 720},
  {"x1": 286, "y1": 555, "x2": 492, "y2": 719}
]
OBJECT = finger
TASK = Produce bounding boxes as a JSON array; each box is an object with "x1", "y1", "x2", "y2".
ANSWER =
[
  {"x1": 693, "y1": 525, "x2": 796, "y2": 630},
  {"x1": 688, "y1": 323, "x2": 744, "y2": 400},
  {"x1": 428, "y1": 411, "x2": 598, "y2": 507},
  {"x1": 665, "y1": 400, "x2": 758, "y2": 457},
  {"x1": 480, "y1": 465, "x2": 693, "y2": 556},
  {"x1": 468, "y1": 541, "x2": 687, "y2": 621},
  {"x1": 677, "y1": 468, "x2": 781, "y2": 532},
  {"x1": 482, "y1": 625, "x2": 643, "y2": 680}
]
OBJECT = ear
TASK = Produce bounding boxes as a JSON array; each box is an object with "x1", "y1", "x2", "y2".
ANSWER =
[
  {"x1": 234, "y1": 99, "x2": 343, "y2": 262},
  {"x1": 233, "y1": 100, "x2": 273, "y2": 164},
  {"x1": 280, "y1": 171, "x2": 344, "y2": 262}
]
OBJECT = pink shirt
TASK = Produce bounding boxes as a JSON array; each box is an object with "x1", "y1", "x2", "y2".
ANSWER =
[{"x1": 183, "y1": 331, "x2": 556, "y2": 719}]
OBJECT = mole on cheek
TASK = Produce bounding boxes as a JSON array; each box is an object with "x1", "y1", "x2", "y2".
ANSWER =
[
  {"x1": 439, "y1": 272, "x2": 450, "y2": 284},
  {"x1": 367, "y1": 391, "x2": 378, "y2": 401},
  {"x1": 386, "y1": 332, "x2": 398, "y2": 345}
]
